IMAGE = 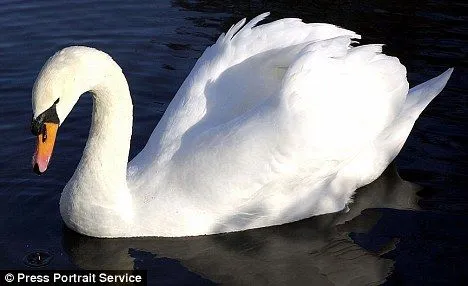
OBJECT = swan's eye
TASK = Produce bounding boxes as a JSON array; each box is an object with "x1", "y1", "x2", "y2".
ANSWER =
[
  {"x1": 42, "y1": 126, "x2": 47, "y2": 143},
  {"x1": 31, "y1": 99, "x2": 60, "y2": 136}
]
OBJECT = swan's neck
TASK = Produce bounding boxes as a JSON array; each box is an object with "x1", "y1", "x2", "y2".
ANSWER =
[
  {"x1": 83, "y1": 72, "x2": 133, "y2": 184},
  {"x1": 60, "y1": 61, "x2": 134, "y2": 237}
]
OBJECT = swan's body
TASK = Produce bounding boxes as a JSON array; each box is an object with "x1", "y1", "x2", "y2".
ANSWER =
[{"x1": 31, "y1": 13, "x2": 453, "y2": 237}]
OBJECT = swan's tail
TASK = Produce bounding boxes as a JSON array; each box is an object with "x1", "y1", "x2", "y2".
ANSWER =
[
  {"x1": 347, "y1": 68, "x2": 454, "y2": 190},
  {"x1": 402, "y1": 68, "x2": 454, "y2": 119},
  {"x1": 377, "y1": 68, "x2": 454, "y2": 160}
]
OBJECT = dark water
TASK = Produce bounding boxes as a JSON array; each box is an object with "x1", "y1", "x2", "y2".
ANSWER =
[{"x1": 0, "y1": 0, "x2": 467, "y2": 285}]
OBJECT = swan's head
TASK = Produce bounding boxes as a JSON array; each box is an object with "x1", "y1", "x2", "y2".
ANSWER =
[{"x1": 31, "y1": 46, "x2": 118, "y2": 174}]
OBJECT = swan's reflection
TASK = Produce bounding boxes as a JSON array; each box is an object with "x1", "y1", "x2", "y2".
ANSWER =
[{"x1": 63, "y1": 164, "x2": 420, "y2": 285}]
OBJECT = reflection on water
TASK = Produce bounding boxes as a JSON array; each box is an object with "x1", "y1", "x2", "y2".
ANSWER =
[{"x1": 63, "y1": 165, "x2": 420, "y2": 285}]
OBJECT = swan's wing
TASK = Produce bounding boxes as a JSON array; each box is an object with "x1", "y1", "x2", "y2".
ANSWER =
[
  {"x1": 157, "y1": 13, "x2": 360, "y2": 140},
  {"x1": 129, "y1": 14, "x2": 405, "y2": 211},
  {"x1": 279, "y1": 37, "x2": 409, "y2": 160},
  {"x1": 129, "y1": 13, "x2": 359, "y2": 173},
  {"x1": 185, "y1": 37, "x2": 411, "y2": 216},
  {"x1": 128, "y1": 15, "x2": 438, "y2": 235}
]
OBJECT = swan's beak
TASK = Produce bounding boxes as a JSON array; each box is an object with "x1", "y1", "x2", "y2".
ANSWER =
[{"x1": 32, "y1": 122, "x2": 58, "y2": 175}]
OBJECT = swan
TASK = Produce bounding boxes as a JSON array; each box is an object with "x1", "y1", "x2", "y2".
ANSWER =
[{"x1": 31, "y1": 13, "x2": 453, "y2": 238}]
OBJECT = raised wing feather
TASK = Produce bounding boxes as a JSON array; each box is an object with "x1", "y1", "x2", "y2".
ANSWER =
[{"x1": 129, "y1": 13, "x2": 359, "y2": 173}]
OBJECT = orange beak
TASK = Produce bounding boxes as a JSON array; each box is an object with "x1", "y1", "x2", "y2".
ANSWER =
[{"x1": 32, "y1": 122, "x2": 58, "y2": 174}]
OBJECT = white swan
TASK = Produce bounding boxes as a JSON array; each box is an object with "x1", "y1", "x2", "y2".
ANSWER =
[{"x1": 31, "y1": 13, "x2": 453, "y2": 238}]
